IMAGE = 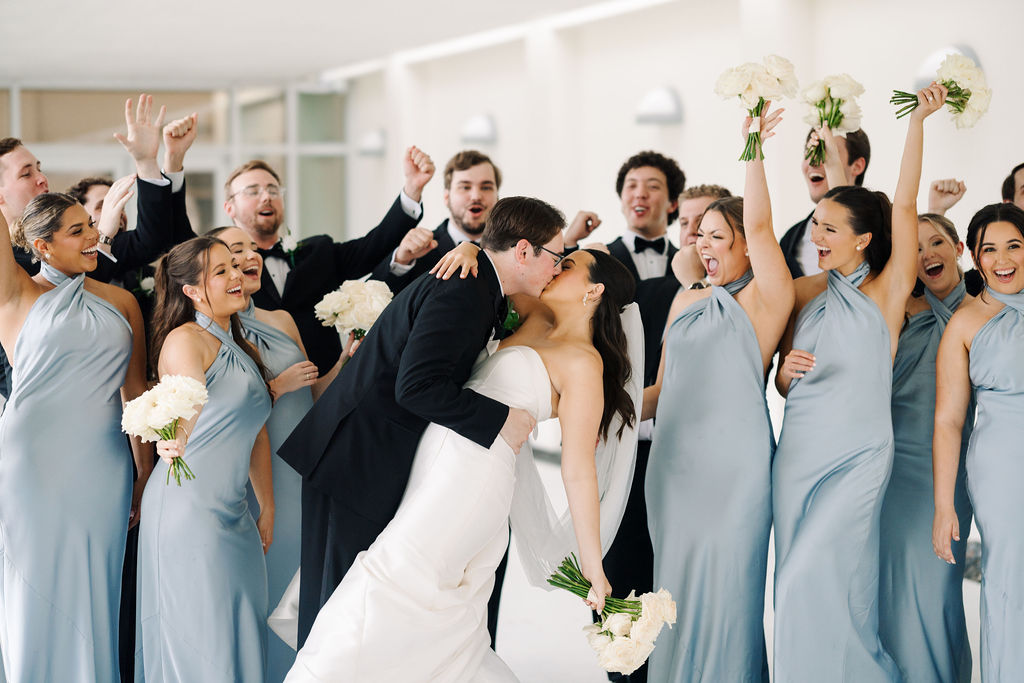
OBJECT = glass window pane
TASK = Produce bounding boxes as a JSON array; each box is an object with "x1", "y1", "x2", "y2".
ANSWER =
[
  {"x1": 0, "y1": 90, "x2": 9, "y2": 137},
  {"x1": 298, "y1": 92, "x2": 346, "y2": 143},
  {"x1": 19, "y1": 90, "x2": 227, "y2": 144},
  {"x1": 298, "y1": 156, "x2": 346, "y2": 241},
  {"x1": 240, "y1": 90, "x2": 285, "y2": 145}
]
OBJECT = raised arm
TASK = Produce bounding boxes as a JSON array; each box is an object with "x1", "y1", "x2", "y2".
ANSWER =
[
  {"x1": 744, "y1": 103, "x2": 795, "y2": 320},
  {"x1": 932, "y1": 313, "x2": 972, "y2": 564},
  {"x1": 0, "y1": 209, "x2": 33, "y2": 319},
  {"x1": 557, "y1": 352, "x2": 612, "y2": 612},
  {"x1": 884, "y1": 82, "x2": 949, "y2": 301}
]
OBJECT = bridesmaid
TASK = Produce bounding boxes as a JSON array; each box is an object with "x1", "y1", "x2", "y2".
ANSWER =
[
  {"x1": 772, "y1": 85, "x2": 944, "y2": 681},
  {"x1": 878, "y1": 213, "x2": 974, "y2": 682},
  {"x1": 209, "y1": 225, "x2": 344, "y2": 682},
  {"x1": 642, "y1": 104, "x2": 793, "y2": 682},
  {"x1": 934, "y1": 202, "x2": 1024, "y2": 680},
  {"x1": 0, "y1": 193, "x2": 150, "y2": 681},
  {"x1": 137, "y1": 236, "x2": 273, "y2": 683}
]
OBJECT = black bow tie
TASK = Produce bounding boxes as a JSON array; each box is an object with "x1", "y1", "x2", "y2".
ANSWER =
[
  {"x1": 634, "y1": 237, "x2": 665, "y2": 254},
  {"x1": 257, "y1": 242, "x2": 288, "y2": 260}
]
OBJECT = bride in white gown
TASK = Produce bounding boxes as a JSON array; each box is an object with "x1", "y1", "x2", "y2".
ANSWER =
[{"x1": 283, "y1": 248, "x2": 642, "y2": 682}]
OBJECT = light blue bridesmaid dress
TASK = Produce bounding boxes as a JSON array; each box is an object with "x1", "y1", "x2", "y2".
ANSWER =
[
  {"x1": 240, "y1": 301, "x2": 313, "y2": 682},
  {"x1": 0, "y1": 262, "x2": 133, "y2": 682},
  {"x1": 136, "y1": 312, "x2": 272, "y2": 683},
  {"x1": 646, "y1": 270, "x2": 772, "y2": 683},
  {"x1": 772, "y1": 261, "x2": 902, "y2": 682},
  {"x1": 964, "y1": 286, "x2": 1024, "y2": 681},
  {"x1": 879, "y1": 280, "x2": 973, "y2": 682}
]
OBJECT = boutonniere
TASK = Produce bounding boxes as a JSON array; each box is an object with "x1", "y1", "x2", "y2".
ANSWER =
[
  {"x1": 281, "y1": 233, "x2": 301, "y2": 267},
  {"x1": 132, "y1": 268, "x2": 156, "y2": 298},
  {"x1": 502, "y1": 296, "x2": 521, "y2": 331}
]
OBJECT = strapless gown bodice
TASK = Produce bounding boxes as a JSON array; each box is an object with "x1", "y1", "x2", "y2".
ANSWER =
[{"x1": 465, "y1": 345, "x2": 552, "y2": 422}]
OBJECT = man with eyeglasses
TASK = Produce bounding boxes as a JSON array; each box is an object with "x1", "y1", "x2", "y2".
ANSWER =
[
  {"x1": 223, "y1": 146, "x2": 434, "y2": 374},
  {"x1": 562, "y1": 149, "x2": 685, "y2": 683}
]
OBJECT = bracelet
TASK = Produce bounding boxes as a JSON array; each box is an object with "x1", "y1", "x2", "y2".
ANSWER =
[{"x1": 179, "y1": 424, "x2": 191, "y2": 442}]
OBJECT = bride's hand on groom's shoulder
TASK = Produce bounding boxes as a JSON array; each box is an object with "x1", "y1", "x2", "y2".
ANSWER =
[{"x1": 430, "y1": 241, "x2": 480, "y2": 280}]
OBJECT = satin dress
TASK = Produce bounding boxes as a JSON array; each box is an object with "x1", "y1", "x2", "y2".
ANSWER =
[
  {"x1": 286, "y1": 346, "x2": 551, "y2": 682},
  {"x1": 136, "y1": 312, "x2": 272, "y2": 683},
  {"x1": 646, "y1": 271, "x2": 772, "y2": 682},
  {"x1": 964, "y1": 286, "x2": 1024, "y2": 681},
  {"x1": 879, "y1": 281, "x2": 973, "y2": 682},
  {"x1": 240, "y1": 301, "x2": 313, "y2": 683},
  {"x1": 772, "y1": 262, "x2": 902, "y2": 681},
  {"x1": 0, "y1": 262, "x2": 133, "y2": 682}
]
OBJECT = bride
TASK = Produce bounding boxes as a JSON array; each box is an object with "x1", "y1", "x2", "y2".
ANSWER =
[{"x1": 283, "y1": 247, "x2": 641, "y2": 682}]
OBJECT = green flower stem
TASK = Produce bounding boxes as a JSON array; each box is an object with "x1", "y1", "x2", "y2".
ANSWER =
[
  {"x1": 157, "y1": 417, "x2": 197, "y2": 487},
  {"x1": 547, "y1": 553, "x2": 642, "y2": 619},
  {"x1": 891, "y1": 81, "x2": 971, "y2": 119}
]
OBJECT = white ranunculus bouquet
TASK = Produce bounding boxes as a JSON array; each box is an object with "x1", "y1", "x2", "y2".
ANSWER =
[
  {"x1": 891, "y1": 53, "x2": 992, "y2": 129},
  {"x1": 549, "y1": 555, "x2": 676, "y2": 675},
  {"x1": 802, "y1": 73, "x2": 865, "y2": 166},
  {"x1": 314, "y1": 279, "x2": 393, "y2": 341},
  {"x1": 715, "y1": 55, "x2": 799, "y2": 161},
  {"x1": 122, "y1": 375, "x2": 208, "y2": 486}
]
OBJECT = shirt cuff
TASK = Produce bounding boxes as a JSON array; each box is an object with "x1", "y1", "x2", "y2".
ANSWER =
[
  {"x1": 162, "y1": 169, "x2": 186, "y2": 193},
  {"x1": 138, "y1": 175, "x2": 170, "y2": 188},
  {"x1": 399, "y1": 191, "x2": 423, "y2": 220},
  {"x1": 389, "y1": 249, "x2": 415, "y2": 275}
]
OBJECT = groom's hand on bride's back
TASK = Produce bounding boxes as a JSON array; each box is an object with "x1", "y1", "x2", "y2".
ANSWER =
[{"x1": 499, "y1": 407, "x2": 535, "y2": 453}]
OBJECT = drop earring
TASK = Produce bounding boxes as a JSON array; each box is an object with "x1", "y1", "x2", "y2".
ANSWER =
[{"x1": 582, "y1": 292, "x2": 589, "y2": 306}]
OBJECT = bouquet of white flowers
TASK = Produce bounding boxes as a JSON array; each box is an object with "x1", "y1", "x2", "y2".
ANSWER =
[
  {"x1": 121, "y1": 375, "x2": 208, "y2": 486},
  {"x1": 549, "y1": 555, "x2": 676, "y2": 675},
  {"x1": 714, "y1": 55, "x2": 799, "y2": 161},
  {"x1": 802, "y1": 74, "x2": 865, "y2": 166},
  {"x1": 314, "y1": 279, "x2": 393, "y2": 341},
  {"x1": 890, "y1": 54, "x2": 992, "y2": 129}
]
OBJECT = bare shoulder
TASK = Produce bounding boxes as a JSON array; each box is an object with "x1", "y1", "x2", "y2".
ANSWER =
[
  {"x1": 669, "y1": 286, "x2": 710, "y2": 317},
  {"x1": 84, "y1": 278, "x2": 141, "y2": 321},
  {"x1": 949, "y1": 294, "x2": 1002, "y2": 349},
  {"x1": 546, "y1": 341, "x2": 602, "y2": 386}
]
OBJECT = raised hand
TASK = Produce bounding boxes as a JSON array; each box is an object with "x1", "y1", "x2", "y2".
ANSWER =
[
  {"x1": 928, "y1": 178, "x2": 967, "y2": 215},
  {"x1": 912, "y1": 81, "x2": 948, "y2": 122},
  {"x1": 565, "y1": 211, "x2": 601, "y2": 248},
  {"x1": 163, "y1": 113, "x2": 198, "y2": 174},
  {"x1": 671, "y1": 244, "x2": 706, "y2": 288},
  {"x1": 402, "y1": 146, "x2": 435, "y2": 202},
  {"x1": 114, "y1": 94, "x2": 167, "y2": 180},
  {"x1": 743, "y1": 99, "x2": 783, "y2": 144},
  {"x1": 394, "y1": 227, "x2": 438, "y2": 265},
  {"x1": 96, "y1": 174, "x2": 137, "y2": 239}
]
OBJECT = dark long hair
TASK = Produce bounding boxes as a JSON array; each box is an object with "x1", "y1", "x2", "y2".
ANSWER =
[
  {"x1": 823, "y1": 186, "x2": 892, "y2": 273},
  {"x1": 965, "y1": 202, "x2": 1024, "y2": 292},
  {"x1": 583, "y1": 249, "x2": 637, "y2": 440},
  {"x1": 150, "y1": 236, "x2": 268, "y2": 383}
]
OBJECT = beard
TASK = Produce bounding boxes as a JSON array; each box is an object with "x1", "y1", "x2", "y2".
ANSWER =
[{"x1": 450, "y1": 210, "x2": 486, "y2": 237}]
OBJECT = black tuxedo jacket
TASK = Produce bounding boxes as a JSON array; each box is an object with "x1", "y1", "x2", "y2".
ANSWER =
[
  {"x1": 278, "y1": 255, "x2": 509, "y2": 524},
  {"x1": 370, "y1": 220, "x2": 457, "y2": 295},
  {"x1": 0, "y1": 178, "x2": 189, "y2": 397},
  {"x1": 779, "y1": 212, "x2": 814, "y2": 279},
  {"x1": 251, "y1": 196, "x2": 420, "y2": 374},
  {"x1": 606, "y1": 236, "x2": 681, "y2": 387}
]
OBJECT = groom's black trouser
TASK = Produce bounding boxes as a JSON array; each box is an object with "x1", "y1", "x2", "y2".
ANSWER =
[
  {"x1": 298, "y1": 481, "x2": 386, "y2": 649},
  {"x1": 597, "y1": 440, "x2": 653, "y2": 683},
  {"x1": 486, "y1": 535, "x2": 510, "y2": 649}
]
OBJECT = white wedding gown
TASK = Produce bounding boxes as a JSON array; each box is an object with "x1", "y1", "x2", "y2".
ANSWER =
[{"x1": 286, "y1": 345, "x2": 552, "y2": 682}]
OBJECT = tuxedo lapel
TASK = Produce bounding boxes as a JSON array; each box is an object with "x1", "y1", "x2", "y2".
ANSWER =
[
  {"x1": 607, "y1": 238, "x2": 641, "y2": 281},
  {"x1": 260, "y1": 265, "x2": 283, "y2": 307},
  {"x1": 663, "y1": 241, "x2": 679, "y2": 277}
]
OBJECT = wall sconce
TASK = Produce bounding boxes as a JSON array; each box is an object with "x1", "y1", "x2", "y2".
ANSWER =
[
  {"x1": 915, "y1": 45, "x2": 982, "y2": 90},
  {"x1": 635, "y1": 86, "x2": 683, "y2": 125},
  {"x1": 357, "y1": 129, "x2": 387, "y2": 156},
  {"x1": 460, "y1": 114, "x2": 498, "y2": 144}
]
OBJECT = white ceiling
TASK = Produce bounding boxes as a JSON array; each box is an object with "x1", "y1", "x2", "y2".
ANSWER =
[{"x1": 0, "y1": 0, "x2": 608, "y2": 87}]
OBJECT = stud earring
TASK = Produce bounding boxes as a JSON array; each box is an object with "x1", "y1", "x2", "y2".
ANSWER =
[
  {"x1": 856, "y1": 245, "x2": 863, "y2": 251},
  {"x1": 44, "y1": 253, "x2": 50, "y2": 260}
]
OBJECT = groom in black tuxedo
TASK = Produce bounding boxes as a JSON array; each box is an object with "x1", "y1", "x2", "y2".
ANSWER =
[
  {"x1": 279, "y1": 196, "x2": 567, "y2": 648},
  {"x1": 564, "y1": 150, "x2": 685, "y2": 683}
]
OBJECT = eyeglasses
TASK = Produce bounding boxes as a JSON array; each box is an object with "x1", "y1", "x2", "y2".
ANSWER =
[
  {"x1": 229, "y1": 184, "x2": 286, "y2": 200},
  {"x1": 538, "y1": 245, "x2": 566, "y2": 267}
]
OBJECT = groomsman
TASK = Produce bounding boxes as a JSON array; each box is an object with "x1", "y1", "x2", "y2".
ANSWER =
[
  {"x1": 372, "y1": 149, "x2": 501, "y2": 294},
  {"x1": 224, "y1": 146, "x2": 433, "y2": 373},
  {"x1": 779, "y1": 128, "x2": 870, "y2": 278},
  {"x1": 565, "y1": 150, "x2": 686, "y2": 683},
  {"x1": 1002, "y1": 161, "x2": 1024, "y2": 210}
]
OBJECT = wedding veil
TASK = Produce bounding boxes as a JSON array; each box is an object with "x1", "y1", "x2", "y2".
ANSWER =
[{"x1": 509, "y1": 302, "x2": 644, "y2": 588}]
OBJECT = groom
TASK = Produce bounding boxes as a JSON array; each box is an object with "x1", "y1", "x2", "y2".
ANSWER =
[{"x1": 279, "y1": 196, "x2": 567, "y2": 647}]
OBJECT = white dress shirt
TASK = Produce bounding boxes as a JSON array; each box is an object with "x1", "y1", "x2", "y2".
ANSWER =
[
  {"x1": 797, "y1": 216, "x2": 822, "y2": 276},
  {"x1": 618, "y1": 231, "x2": 670, "y2": 280}
]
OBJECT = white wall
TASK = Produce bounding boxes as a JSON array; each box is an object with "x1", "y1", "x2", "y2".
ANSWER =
[{"x1": 342, "y1": 0, "x2": 1021, "y2": 248}]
